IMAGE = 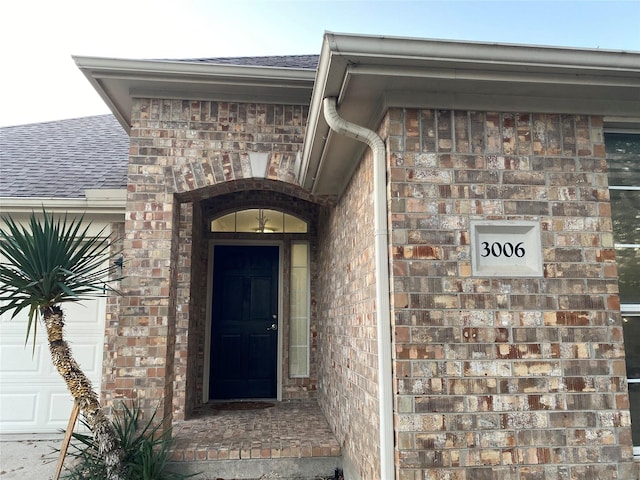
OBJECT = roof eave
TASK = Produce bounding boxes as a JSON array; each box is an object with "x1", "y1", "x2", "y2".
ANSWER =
[
  {"x1": 73, "y1": 56, "x2": 317, "y2": 133},
  {"x1": 0, "y1": 189, "x2": 127, "y2": 217},
  {"x1": 301, "y1": 32, "x2": 640, "y2": 196}
]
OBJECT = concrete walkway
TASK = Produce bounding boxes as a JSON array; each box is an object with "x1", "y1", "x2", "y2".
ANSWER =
[{"x1": 0, "y1": 437, "x2": 61, "y2": 480}]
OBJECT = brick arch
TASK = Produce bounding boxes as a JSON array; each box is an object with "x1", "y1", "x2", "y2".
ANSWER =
[
  {"x1": 201, "y1": 188, "x2": 320, "y2": 229},
  {"x1": 180, "y1": 178, "x2": 332, "y2": 238},
  {"x1": 166, "y1": 152, "x2": 302, "y2": 195},
  {"x1": 178, "y1": 178, "x2": 330, "y2": 206}
]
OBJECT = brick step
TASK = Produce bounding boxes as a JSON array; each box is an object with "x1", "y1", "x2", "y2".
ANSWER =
[{"x1": 168, "y1": 456, "x2": 343, "y2": 479}]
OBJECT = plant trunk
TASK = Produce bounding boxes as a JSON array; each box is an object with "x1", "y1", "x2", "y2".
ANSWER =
[{"x1": 43, "y1": 305, "x2": 126, "y2": 480}]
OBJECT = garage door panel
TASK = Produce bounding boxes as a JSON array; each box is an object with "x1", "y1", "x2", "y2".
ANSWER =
[
  {"x1": 0, "y1": 298, "x2": 104, "y2": 331},
  {"x1": 0, "y1": 342, "x2": 45, "y2": 373},
  {"x1": 43, "y1": 342, "x2": 102, "y2": 377},
  {"x1": 1, "y1": 339, "x2": 102, "y2": 380},
  {"x1": 0, "y1": 374, "x2": 100, "y2": 434},
  {"x1": 63, "y1": 301, "x2": 103, "y2": 323},
  {"x1": 49, "y1": 392, "x2": 77, "y2": 423},
  {"x1": 0, "y1": 386, "x2": 96, "y2": 433},
  {"x1": 0, "y1": 298, "x2": 105, "y2": 434},
  {"x1": 0, "y1": 392, "x2": 38, "y2": 423}
]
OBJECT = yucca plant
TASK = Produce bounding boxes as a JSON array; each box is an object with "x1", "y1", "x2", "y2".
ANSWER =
[
  {"x1": 63, "y1": 401, "x2": 196, "y2": 480},
  {"x1": 0, "y1": 209, "x2": 126, "y2": 480}
]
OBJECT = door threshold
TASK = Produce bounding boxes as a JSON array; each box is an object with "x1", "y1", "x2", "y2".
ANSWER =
[{"x1": 208, "y1": 398, "x2": 277, "y2": 403}]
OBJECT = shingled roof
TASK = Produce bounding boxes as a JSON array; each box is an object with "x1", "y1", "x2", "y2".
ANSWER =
[
  {"x1": 165, "y1": 54, "x2": 319, "y2": 69},
  {"x1": 1, "y1": 55, "x2": 320, "y2": 200},
  {"x1": 0, "y1": 115, "x2": 129, "y2": 199}
]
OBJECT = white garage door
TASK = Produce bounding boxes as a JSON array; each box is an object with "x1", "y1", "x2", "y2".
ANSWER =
[{"x1": 0, "y1": 298, "x2": 105, "y2": 435}]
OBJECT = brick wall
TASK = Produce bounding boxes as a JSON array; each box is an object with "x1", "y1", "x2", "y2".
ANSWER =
[
  {"x1": 109, "y1": 98, "x2": 319, "y2": 422},
  {"x1": 102, "y1": 221, "x2": 125, "y2": 410},
  {"x1": 103, "y1": 96, "x2": 636, "y2": 478},
  {"x1": 317, "y1": 148, "x2": 381, "y2": 479},
  {"x1": 173, "y1": 201, "x2": 193, "y2": 420},
  {"x1": 387, "y1": 109, "x2": 636, "y2": 479}
]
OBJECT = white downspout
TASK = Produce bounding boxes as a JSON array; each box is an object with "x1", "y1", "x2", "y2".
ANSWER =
[{"x1": 323, "y1": 97, "x2": 395, "y2": 480}]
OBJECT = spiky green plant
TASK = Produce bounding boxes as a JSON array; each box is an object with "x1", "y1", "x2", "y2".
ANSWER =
[
  {"x1": 63, "y1": 401, "x2": 197, "y2": 480},
  {"x1": 0, "y1": 209, "x2": 126, "y2": 480}
]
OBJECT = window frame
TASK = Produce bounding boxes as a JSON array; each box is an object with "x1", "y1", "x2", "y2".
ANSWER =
[
  {"x1": 288, "y1": 241, "x2": 311, "y2": 378},
  {"x1": 605, "y1": 123, "x2": 640, "y2": 457},
  {"x1": 210, "y1": 208, "x2": 308, "y2": 234}
]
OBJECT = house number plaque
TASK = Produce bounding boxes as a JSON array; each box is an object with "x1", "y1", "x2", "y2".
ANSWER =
[{"x1": 470, "y1": 220, "x2": 543, "y2": 277}]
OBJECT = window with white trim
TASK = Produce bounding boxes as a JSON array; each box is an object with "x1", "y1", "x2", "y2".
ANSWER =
[
  {"x1": 605, "y1": 132, "x2": 640, "y2": 456},
  {"x1": 289, "y1": 242, "x2": 310, "y2": 377}
]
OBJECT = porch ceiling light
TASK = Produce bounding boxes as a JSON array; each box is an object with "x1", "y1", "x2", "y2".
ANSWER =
[{"x1": 255, "y1": 210, "x2": 273, "y2": 233}]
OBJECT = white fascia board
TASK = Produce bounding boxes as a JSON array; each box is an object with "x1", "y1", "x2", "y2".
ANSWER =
[
  {"x1": 300, "y1": 32, "x2": 640, "y2": 194},
  {"x1": 300, "y1": 39, "x2": 336, "y2": 190},
  {"x1": 73, "y1": 56, "x2": 316, "y2": 133},
  {"x1": 0, "y1": 190, "x2": 126, "y2": 217},
  {"x1": 323, "y1": 32, "x2": 640, "y2": 111},
  {"x1": 604, "y1": 116, "x2": 640, "y2": 132},
  {"x1": 323, "y1": 31, "x2": 640, "y2": 73},
  {"x1": 73, "y1": 56, "x2": 316, "y2": 82}
]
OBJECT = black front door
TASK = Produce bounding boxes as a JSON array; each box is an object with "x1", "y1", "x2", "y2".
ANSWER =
[{"x1": 210, "y1": 245, "x2": 279, "y2": 399}]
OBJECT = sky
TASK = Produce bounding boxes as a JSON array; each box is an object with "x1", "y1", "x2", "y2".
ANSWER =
[{"x1": 0, "y1": 0, "x2": 638, "y2": 127}]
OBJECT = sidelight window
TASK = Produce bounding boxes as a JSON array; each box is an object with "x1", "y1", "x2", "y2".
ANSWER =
[{"x1": 289, "y1": 242, "x2": 310, "y2": 377}]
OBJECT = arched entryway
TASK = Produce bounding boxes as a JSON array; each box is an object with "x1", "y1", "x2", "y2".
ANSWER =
[{"x1": 174, "y1": 182, "x2": 324, "y2": 416}]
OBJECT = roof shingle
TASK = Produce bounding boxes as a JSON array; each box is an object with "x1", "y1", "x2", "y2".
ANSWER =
[
  {"x1": 0, "y1": 55, "x2": 320, "y2": 200},
  {"x1": 0, "y1": 115, "x2": 129, "y2": 199},
  {"x1": 164, "y1": 54, "x2": 319, "y2": 69}
]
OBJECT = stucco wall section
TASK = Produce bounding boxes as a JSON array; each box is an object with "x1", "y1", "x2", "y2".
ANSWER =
[
  {"x1": 317, "y1": 148, "x2": 381, "y2": 479},
  {"x1": 388, "y1": 109, "x2": 636, "y2": 480}
]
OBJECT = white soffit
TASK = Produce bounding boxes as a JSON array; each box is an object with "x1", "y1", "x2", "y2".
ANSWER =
[
  {"x1": 73, "y1": 56, "x2": 317, "y2": 133},
  {"x1": 73, "y1": 33, "x2": 640, "y2": 198},
  {"x1": 302, "y1": 32, "x2": 640, "y2": 196}
]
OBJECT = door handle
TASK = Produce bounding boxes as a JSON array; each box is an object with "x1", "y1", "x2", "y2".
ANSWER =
[{"x1": 267, "y1": 323, "x2": 278, "y2": 331}]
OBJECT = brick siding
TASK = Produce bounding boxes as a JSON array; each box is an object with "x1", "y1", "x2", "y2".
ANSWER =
[
  {"x1": 387, "y1": 109, "x2": 636, "y2": 480},
  {"x1": 106, "y1": 99, "x2": 323, "y2": 423},
  {"x1": 316, "y1": 148, "x2": 381, "y2": 479},
  {"x1": 102, "y1": 97, "x2": 636, "y2": 479}
]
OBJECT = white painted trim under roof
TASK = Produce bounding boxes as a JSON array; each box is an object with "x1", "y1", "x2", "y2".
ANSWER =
[
  {"x1": 74, "y1": 32, "x2": 640, "y2": 197},
  {"x1": 0, "y1": 189, "x2": 126, "y2": 217},
  {"x1": 301, "y1": 32, "x2": 640, "y2": 196},
  {"x1": 73, "y1": 56, "x2": 317, "y2": 133}
]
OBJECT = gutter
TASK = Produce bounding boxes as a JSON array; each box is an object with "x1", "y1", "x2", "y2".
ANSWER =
[
  {"x1": 323, "y1": 97, "x2": 395, "y2": 480},
  {"x1": 299, "y1": 32, "x2": 640, "y2": 195},
  {"x1": 0, "y1": 189, "x2": 127, "y2": 216},
  {"x1": 322, "y1": 31, "x2": 640, "y2": 72},
  {"x1": 74, "y1": 55, "x2": 317, "y2": 133},
  {"x1": 73, "y1": 55, "x2": 317, "y2": 81}
]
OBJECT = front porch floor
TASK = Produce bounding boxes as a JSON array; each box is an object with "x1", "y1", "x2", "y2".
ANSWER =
[{"x1": 171, "y1": 399, "x2": 341, "y2": 464}]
